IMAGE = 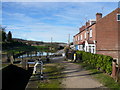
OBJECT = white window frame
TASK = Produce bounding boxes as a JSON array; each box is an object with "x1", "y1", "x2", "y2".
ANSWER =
[
  {"x1": 84, "y1": 32, "x2": 86, "y2": 39},
  {"x1": 77, "y1": 36, "x2": 79, "y2": 41},
  {"x1": 117, "y1": 14, "x2": 120, "y2": 21},
  {"x1": 90, "y1": 29, "x2": 92, "y2": 38},
  {"x1": 81, "y1": 35, "x2": 82, "y2": 40},
  {"x1": 79, "y1": 35, "x2": 80, "y2": 41}
]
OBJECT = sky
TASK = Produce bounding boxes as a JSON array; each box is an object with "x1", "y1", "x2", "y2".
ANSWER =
[{"x1": 2, "y1": 2, "x2": 118, "y2": 43}]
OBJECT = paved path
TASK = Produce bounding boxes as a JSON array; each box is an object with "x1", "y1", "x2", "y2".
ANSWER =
[{"x1": 61, "y1": 61, "x2": 105, "y2": 88}]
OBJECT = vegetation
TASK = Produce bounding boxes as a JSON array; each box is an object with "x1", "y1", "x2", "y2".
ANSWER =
[
  {"x1": 64, "y1": 45, "x2": 70, "y2": 59},
  {"x1": 2, "y1": 30, "x2": 6, "y2": 42},
  {"x1": 76, "y1": 62, "x2": 120, "y2": 89},
  {"x1": 76, "y1": 51, "x2": 113, "y2": 74},
  {"x1": 1, "y1": 26, "x2": 65, "y2": 62},
  {"x1": 7, "y1": 31, "x2": 12, "y2": 42},
  {"x1": 2, "y1": 63, "x2": 11, "y2": 68},
  {"x1": 1, "y1": 26, "x2": 13, "y2": 42},
  {"x1": 66, "y1": 50, "x2": 113, "y2": 74},
  {"x1": 38, "y1": 63, "x2": 64, "y2": 88},
  {"x1": 66, "y1": 50, "x2": 120, "y2": 89},
  {"x1": 45, "y1": 43, "x2": 62, "y2": 53},
  {"x1": 1, "y1": 26, "x2": 6, "y2": 42},
  {"x1": 1, "y1": 29, "x2": 49, "y2": 55},
  {"x1": 34, "y1": 46, "x2": 50, "y2": 52}
]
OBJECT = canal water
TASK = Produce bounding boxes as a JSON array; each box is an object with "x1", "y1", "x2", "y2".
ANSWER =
[{"x1": 17, "y1": 52, "x2": 54, "y2": 58}]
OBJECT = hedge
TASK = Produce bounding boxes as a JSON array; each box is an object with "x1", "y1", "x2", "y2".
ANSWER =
[{"x1": 75, "y1": 51, "x2": 113, "y2": 74}]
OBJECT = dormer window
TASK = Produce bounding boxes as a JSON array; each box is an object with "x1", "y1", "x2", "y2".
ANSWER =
[{"x1": 117, "y1": 14, "x2": 120, "y2": 21}]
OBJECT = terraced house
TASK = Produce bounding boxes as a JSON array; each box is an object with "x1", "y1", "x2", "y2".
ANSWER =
[{"x1": 73, "y1": 8, "x2": 120, "y2": 64}]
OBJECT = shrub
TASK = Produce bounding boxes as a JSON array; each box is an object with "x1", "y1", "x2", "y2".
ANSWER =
[{"x1": 75, "y1": 51, "x2": 113, "y2": 74}]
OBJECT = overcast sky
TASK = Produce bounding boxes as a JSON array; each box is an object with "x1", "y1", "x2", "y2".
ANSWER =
[{"x1": 2, "y1": 2, "x2": 118, "y2": 42}]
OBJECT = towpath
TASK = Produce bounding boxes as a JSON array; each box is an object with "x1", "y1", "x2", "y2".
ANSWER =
[{"x1": 61, "y1": 60, "x2": 105, "y2": 88}]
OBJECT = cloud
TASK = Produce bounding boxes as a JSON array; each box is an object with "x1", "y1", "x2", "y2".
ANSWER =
[
  {"x1": 2, "y1": 2, "x2": 118, "y2": 42},
  {"x1": 3, "y1": 12, "x2": 37, "y2": 24},
  {"x1": 5, "y1": 23, "x2": 78, "y2": 42}
]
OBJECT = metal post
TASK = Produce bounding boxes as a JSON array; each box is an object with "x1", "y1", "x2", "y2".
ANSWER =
[{"x1": 40, "y1": 61, "x2": 43, "y2": 80}]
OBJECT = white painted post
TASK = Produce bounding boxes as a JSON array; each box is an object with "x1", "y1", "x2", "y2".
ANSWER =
[
  {"x1": 10, "y1": 56, "x2": 13, "y2": 64},
  {"x1": 33, "y1": 62, "x2": 38, "y2": 75},
  {"x1": 62, "y1": 53, "x2": 65, "y2": 57}
]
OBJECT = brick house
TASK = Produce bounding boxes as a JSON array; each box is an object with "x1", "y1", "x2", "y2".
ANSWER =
[{"x1": 73, "y1": 8, "x2": 120, "y2": 64}]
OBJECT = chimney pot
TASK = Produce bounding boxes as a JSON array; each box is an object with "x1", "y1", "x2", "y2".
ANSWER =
[{"x1": 96, "y1": 13, "x2": 102, "y2": 21}]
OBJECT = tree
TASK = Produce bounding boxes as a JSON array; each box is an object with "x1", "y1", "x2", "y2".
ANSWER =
[
  {"x1": 7, "y1": 31, "x2": 12, "y2": 42},
  {"x1": 0, "y1": 26, "x2": 7, "y2": 42},
  {"x1": 2, "y1": 31, "x2": 6, "y2": 42},
  {"x1": 64, "y1": 45, "x2": 70, "y2": 59}
]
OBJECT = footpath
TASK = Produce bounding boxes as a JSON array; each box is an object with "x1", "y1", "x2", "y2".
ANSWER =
[
  {"x1": 26, "y1": 54, "x2": 106, "y2": 89},
  {"x1": 61, "y1": 61, "x2": 106, "y2": 88}
]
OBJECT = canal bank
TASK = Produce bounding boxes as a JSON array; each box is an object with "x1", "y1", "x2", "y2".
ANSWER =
[
  {"x1": 2, "y1": 49, "x2": 64, "y2": 89},
  {"x1": 25, "y1": 56, "x2": 65, "y2": 89}
]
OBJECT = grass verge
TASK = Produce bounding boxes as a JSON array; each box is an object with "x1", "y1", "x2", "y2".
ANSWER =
[
  {"x1": 76, "y1": 62, "x2": 120, "y2": 89},
  {"x1": 38, "y1": 63, "x2": 64, "y2": 88},
  {"x1": 2, "y1": 63, "x2": 11, "y2": 68}
]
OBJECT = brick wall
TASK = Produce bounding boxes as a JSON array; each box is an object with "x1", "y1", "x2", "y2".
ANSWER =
[
  {"x1": 117, "y1": 20, "x2": 120, "y2": 63},
  {"x1": 96, "y1": 8, "x2": 119, "y2": 61},
  {"x1": 73, "y1": 8, "x2": 120, "y2": 63}
]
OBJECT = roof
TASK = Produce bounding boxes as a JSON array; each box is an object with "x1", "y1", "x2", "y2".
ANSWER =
[
  {"x1": 97, "y1": 8, "x2": 119, "y2": 22},
  {"x1": 74, "y1": 22, "x2": 96, "y2": 37},
  {"x1": 74, "y1": 8, "x2": 119, "y2": 38}
]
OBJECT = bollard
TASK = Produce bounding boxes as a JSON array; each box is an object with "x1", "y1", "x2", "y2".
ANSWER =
[{"x1": 73, "y1": 53, "x2": 76, "y2": 62}]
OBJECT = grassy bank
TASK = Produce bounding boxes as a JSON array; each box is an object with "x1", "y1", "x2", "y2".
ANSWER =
[
  {"x1": 38, "y1": 63, "x2": 64, "y2": 88},
  {"x1": 2, "y1": 63, "x2": 11, "y2": 68},
  {"x1": 76, "y1": 62, "x2": 120, "y2": 89},
  {"x1": 3, "y1": 45, "x2": 49, "y2": 54}
]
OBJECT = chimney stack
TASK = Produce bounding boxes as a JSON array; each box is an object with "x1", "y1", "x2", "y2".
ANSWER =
[
  {"x1": 86, "y1": 22, "x2": 89, "y2": 26},
  {"x1": 96, "y1": 13, "x2": 102, "y2": 21}
]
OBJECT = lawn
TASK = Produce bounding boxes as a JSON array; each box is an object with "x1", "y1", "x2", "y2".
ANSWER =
[{"x1": 38, "y1": 63, "x2": 64, "y2": 88}]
